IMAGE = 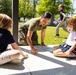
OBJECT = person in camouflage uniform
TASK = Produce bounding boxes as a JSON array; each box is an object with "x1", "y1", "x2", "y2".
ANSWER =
[{"x1": 18, "y1": 12, "x2": 52, "y2": 54}]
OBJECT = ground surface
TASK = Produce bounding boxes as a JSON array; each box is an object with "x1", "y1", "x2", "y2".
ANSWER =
[{"x1": 0, "y1": 45, "x2": 76, "y2": 75}]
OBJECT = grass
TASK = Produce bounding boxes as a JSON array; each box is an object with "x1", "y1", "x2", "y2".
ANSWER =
[
  {"x1": 37, "y1": 26, "x2": 68, "y2": 45},
  {"x1": 19, "y1": 22, "x2": 68, "y2": 45}
]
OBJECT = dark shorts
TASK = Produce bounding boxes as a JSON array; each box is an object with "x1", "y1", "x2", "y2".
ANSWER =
[{"x1": 59, "y1": 44, "x2": 76, "y2": 55}]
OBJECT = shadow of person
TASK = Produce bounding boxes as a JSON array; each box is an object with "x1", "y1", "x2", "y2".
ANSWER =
[
  {"x1": 20, "y1": 45, "x2": 53, "y2": 53},
  {"x1": 0, "y1": 60, "x2": 25, "y2": 70},
  {"x1": 34, "y1": 45, "x2": 53, "y2": 52}
]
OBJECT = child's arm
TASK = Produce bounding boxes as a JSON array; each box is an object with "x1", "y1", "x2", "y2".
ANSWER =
[
  {"x1": 65, "y1": 40, "x2": 76, "y2": 57},
  {"x1": 67, "y1": 28, "x2": 71, "y2": 33},
  {"x1": 11, "y1": 42, "x2": 28, "y2": 58}
]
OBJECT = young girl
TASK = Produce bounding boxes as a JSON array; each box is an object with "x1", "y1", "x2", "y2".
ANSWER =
[
  {"x1": 0, "y1": 13, "x2": 28, "y2": 65},
  {"x1": 53, "y1": 14, "x2": 76, "y2": 58}
]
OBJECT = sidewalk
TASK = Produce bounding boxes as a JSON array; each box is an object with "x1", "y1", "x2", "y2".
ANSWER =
[{"x1": 0, "y1": 45, "x2": 76, "y2": 75}]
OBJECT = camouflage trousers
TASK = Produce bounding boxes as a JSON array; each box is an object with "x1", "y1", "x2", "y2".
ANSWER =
[{"x1": 18, "y1": 26, "x2": 38, "y2": 46}]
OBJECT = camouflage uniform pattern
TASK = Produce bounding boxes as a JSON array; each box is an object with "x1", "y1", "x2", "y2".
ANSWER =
[{"x1": 18, "y1": 26, "x2": 38, "y2": 45}]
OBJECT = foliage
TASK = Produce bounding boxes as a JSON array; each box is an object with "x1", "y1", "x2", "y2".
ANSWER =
[
  {"x1": 0, "y1": 0, "x2": 12, "y2": 17},
  {"x1": 37, "y1": 0, "x2": 73, "y2": 17},
  {"x1": 19, "y1": 0, "x2": 34, "y2": 18},
  {"x1": 31, "y1": 0, "x2": 40, "y2": 17}
]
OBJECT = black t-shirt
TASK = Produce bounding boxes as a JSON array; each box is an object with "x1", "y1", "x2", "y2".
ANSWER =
[
  {"x1": 0, "y1": 28, "x2": 15, "y2": 52},
  {"x1": 60, "y1": 10, "x2": 65, "y2": 21}
]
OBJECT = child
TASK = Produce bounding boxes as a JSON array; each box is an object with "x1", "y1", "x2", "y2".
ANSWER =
[
  {"x1": 53, "y1": 14, "x2": 76, "y2": 58},
  {"x1": 0, "y1": 13, "x2": 28, "y2": 65},
  {"x1": 55, "y1": 4, "x2": 67, "y2": 36}
]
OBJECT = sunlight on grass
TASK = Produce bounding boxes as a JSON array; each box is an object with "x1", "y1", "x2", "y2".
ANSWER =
[
  {"x1": 18, "y1": 22, "x2": 68, "y2": 45},
  {"x1": 37, "y1": 26, "x2": 68, "y2": 45}
]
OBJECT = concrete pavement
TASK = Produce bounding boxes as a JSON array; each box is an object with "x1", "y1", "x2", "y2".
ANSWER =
[{"x1": 0, "y1": 45, "x2": 76, "y2": 75}]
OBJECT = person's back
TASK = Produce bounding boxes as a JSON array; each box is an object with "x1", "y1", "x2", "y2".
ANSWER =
[
  {"x1": 20, "y1": 18, "x2": 46, "y2": 31},
  {"x1": 0, "y1": 28, "x2": 13, "y2": 52}
]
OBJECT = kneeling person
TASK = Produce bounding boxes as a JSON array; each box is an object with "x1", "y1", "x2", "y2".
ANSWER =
[{"x1": 18, "y1": 12, "x2": 52, "y2": 54}]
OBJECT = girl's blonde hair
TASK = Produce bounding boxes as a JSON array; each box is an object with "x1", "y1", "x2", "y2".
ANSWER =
[
  {"x1": 68, "y1": 14, "x2": 76, "y2": 31},
  {"x1": 0, "y1": 13, "x2": 13, "y2": 29}
]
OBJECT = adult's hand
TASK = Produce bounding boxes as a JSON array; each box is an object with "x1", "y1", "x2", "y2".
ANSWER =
[
  {"x1": 32, "y1": 48, "x2": 38, "y2": 55},
  {"x1": 41, "y1": 42, "x2": 47, "y2": 46}
]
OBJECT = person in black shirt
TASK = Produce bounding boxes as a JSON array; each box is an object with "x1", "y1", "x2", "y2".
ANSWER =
[
  {"x1": 0, "y1": 13, "x2": 28, "y2": 65},
  {"x1": 55, "y1": 4, "x2": 67, "y2": 36}
]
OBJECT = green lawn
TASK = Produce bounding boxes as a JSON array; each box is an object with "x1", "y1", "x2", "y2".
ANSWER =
[
  {"x1": 19, "y1": 22, "x2": 68, "y2": 45},
  {"x1": 37, "y1": 26, "x2": 68, "y2": 45}
]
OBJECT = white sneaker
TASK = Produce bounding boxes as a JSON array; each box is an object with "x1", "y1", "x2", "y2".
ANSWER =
[{"x1": 10, "y1": 59, "x2": 21, "y2": 64}]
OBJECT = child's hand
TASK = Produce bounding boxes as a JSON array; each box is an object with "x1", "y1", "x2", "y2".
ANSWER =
[
  {"x1": 22, "y1": 51, "x2": 28, "y2": 59},
  {"x1": 65, "y1": 51, "x2": 75, "y2": 57},
  {"x1": 23, "y1": 54, "x2": 28, "y2": 59},
  {"x1": 62, "y1": 39, "x2": 66, "y2": 43}
]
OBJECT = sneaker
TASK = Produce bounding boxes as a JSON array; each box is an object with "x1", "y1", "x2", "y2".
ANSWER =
[
  {"x1": 54, "y1": 34, "x2": 59, "y2": 36},
  {"x1": 10, "y1": 59, "x2": 21, "y2": 64}
]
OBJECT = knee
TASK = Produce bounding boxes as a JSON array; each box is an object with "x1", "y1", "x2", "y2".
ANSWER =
[
  {"x1": 10, "y1": 51, "x2": 20, "y2": 60},
  {"x1": 14, "y1": 50, "x2": 21, "y2": 58},
  {"x1": 15, "y1": 52, "x2": 20, "y2": 58}
]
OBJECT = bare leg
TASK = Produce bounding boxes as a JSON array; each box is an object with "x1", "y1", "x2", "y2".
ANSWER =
[
  {"x1": 0, "y1": 50, "x2": 20, "y2": 65},
  {"x1": 10, "y1": 52, "x2": 20, "y2": 60},
  {"x1": 65, "y1": 41, "x2": 76, "y2": 56},
  {"x1": 53, "y1": 49, "x2": 67, "y2": 57}
]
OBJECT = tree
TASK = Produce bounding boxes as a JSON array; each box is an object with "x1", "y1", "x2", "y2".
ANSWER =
[
  {"x1": 0, "y1": 0, "x2": 12, "y2": 17},
  {"x1": 37, "y1": 0, "x2": 73, "y2": 17},
  {"x1": 32, "y1": 0, "x2": 39, "y2": 17},
  {"x1": 19, "y1": 0, "x2": 34, "y2": 20}
]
